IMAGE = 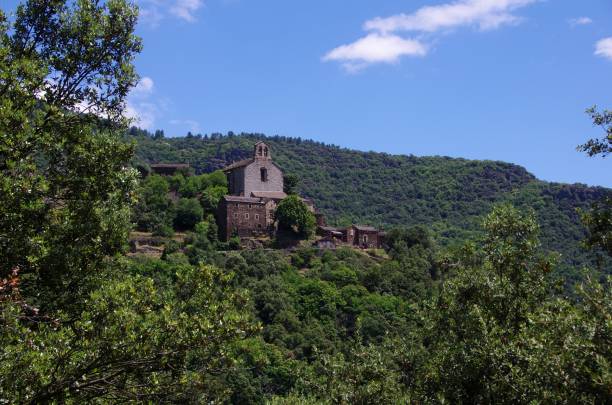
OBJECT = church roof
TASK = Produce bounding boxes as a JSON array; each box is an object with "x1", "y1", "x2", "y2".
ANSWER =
[
  {"x1": 319, "y1": 226, "x2": 343, "y2": 234},
  {"x1": 222, "y1": 158, "x2": 254, "y2": 171},
  {"x1": 223, "y1": 195, "x2": 263, "y2": 204},
  {"x1": 353, "y1": 225, "x2": 378, "y2": 232},
  {"x1": 251, "y1": 191, "x2": 287, "y2": 200}
]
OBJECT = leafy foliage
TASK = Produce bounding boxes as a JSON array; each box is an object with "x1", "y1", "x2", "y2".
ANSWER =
[
  {"x1": 275, "y1": 195, "x2": 316, "y2": 238},
  {"x1": 578, "y1": 106, "x2": 612, "y2": 258},
  {"x1": 174, "y1": 198, "x2": 204, "y2": 230},
  {"x1": 2, "y1": 2, "x2": 611, "y2": 403},
  {"x1": 1, "y1": 264, "x2": 256, "y2": 403},
  {"x1": 0, "y1": 0, "x2": 141, "y2": 312},
  {"x1": 579, "y1": 106, "x2": 612, "y2": 157}
]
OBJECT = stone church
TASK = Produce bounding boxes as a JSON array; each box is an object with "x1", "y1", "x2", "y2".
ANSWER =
[{"x1": 217, "y1": 141, "x2": 290, "y2": 241}]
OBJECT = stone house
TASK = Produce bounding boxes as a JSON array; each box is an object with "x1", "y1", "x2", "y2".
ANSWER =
[
  {"x1": 352, "y1": 225, "x2": 380, "y2": 249},
  {"x1": 217, "y1": 196, "x2": 272, "y2": 239},
  {"x1": 317, "y1": 224, "x2": 383, "y2": 249}
]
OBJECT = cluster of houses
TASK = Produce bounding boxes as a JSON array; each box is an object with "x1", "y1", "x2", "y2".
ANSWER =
[{"x1": 149, "y1": 141, "x2": 385, "y2": 249}]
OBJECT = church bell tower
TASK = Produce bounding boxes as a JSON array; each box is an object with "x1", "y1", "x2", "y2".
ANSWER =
[{"x1": 254, "y1": 141, "x2": 271, "y2": 160}]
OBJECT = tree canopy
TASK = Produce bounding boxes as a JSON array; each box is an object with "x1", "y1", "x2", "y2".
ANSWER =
[{"x1": 275, "y1": 195, "x2": 316, "y2": 238}]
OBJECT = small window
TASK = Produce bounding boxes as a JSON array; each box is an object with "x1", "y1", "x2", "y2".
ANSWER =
[
  {"x1": 260, "y1": 168, "x2": 268, "y2": 182},
  {"x1": 255, "y1": 214, "x2": 259, "y2": 220},
  {"x1": 363, "y1": 235, "x2": 368, "y2": 244},
  {"x1": 264, "y1": 147, "x2": 268, "y2": 157},
  {"x1": 248, "y1": 204, "x2": 252, "y2": 209},
  {"x1": 233, "y1": 213, "x2": 238, "y2": 219},
  {"x1": 245, "y1": 213, "x2": 249, "y2": 219}
]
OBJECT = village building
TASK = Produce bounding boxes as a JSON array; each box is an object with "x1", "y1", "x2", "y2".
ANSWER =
[
  {"x1": 317, "y1": 224, "x2": 384, "y2": 249},
  {"x1": 217, "y1": 141, "x2": 385, "y2": 248},
  {"x1": 218, "y1": 142, "x2": 288, "y2": 240}
]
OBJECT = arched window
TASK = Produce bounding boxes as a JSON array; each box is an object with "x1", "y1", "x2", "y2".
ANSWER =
[
  {"x1": 264, "y1": 147, "x2": 269, "y2": 157},
  {"x1": 258, "y1": 146, "x2": 263, "y2": 156},
  {"x1": 260, "y1": 167, "x2": 268, "y2": 182}
]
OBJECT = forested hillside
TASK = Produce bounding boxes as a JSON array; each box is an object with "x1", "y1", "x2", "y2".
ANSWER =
[
  {"x1": 130, "y1": 129, "x2": 611, "y2": 279},
  {"x1": 3, "y1": 1, "x2": 610, "y2": 403}
]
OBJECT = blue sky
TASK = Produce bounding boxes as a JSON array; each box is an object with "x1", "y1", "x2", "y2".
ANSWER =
[{"x1": 6, "y1": 0, "x2": 612, "y2": 186}]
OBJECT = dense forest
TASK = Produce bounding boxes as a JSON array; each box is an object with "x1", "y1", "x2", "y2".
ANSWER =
[
  {"x1": 130, "y1": 129, "x2": 611, "y2": 284},
  {"x1": 1, "y1": 1, "x2": 610, "y2": 403}
]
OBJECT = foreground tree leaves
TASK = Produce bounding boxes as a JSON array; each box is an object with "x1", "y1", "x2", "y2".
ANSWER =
[
  {"x1": 0, "y1": 0, "x2": 141, "y2": 312},
  {"x1": 0, "y1": 264, "x2": 257, "y2": 403},
  {"x1": 413, "y1": 205, "x2": 611, "y2": 403},
  {"x1": 579, "y1": 106, "x2": 612, "y2": 157},
  {"x1": 0, "y1": 2, "x2": 258, "y2": 403}
]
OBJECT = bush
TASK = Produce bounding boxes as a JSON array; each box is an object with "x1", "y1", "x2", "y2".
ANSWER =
[
  {"x1": 275, "y1": 195, "x2": 316, "y2": 238},
  {"x1": 153, "y1": 223, "x2": 175, "y2": 237},
  {"x1": 174, "y1": 198, "x2": 204, "y2": 230}
]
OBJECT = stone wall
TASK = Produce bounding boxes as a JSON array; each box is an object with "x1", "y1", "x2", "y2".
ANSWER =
[
  {"x1": 227, "y1": 166, "x2": 246, "y2": 196},
  {"x1": 218, "y1": 199, "x2": 269, "y2": 240},
  {"x1": 243, "y1": 160, "x2": 283, "y2": 196}
]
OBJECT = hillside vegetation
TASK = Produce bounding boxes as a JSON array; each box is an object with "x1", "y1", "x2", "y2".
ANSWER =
[
  {"x1": 3, "y1": 1, "x2": 610, "y2": 402},
  {"x1": 130, "y1": 130, "x2": 611, "y2": 280}
]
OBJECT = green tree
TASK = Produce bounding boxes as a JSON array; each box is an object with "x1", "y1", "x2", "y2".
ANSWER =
[
  {"x1": 179, "y1": 175, "x2": 201, "y2": 198},
  {"x1": 578, "y1": 106, "x2": 612, "y2": 257},
  {"x1": 200, "y1": 185, "x2": 228, "y2": 215},
  {"x1": 204, "y1": 170, "x2": 228, "y2": 188},
  {"x1": 283, "y1": 173, "x2": 299, "y2": 195},
  {"x1": 581, "y1": 197, "x2": 612, "y2": 255},
  {"x1": 0, "y1": 264, "x2": 256, "y2": 403},
  {"x1": 174, "y1": 198, "x2": 204, "y2": 230},
  {"x1": 133, "y1": 174, "x2": 175, "y2": 232},
  {"x1": 409, "y1": 205, "x2": 610, "y2": 403},
  {"x1": 579, "y1": 106, "x2": 612, "y2": 157},
  {"x1": 275, "y1": 195, "x2": 316, "y2": 238},
  {"x1": 0, "y1": 0, "x2": 141, "y2": 311}
]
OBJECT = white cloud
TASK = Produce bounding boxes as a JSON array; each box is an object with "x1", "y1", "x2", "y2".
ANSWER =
[
  {"x1": 139, "y1": 6, "x2": 164, "y2": 27},
  {"x1": 170, "y1": 0, "x2": 203, "y2": 22},
  {"x1": 323, "y1": 34, "x2": 427, "y2": 72},
  {"x1": 364, "y1": 0, "x2": 537, "y2": 34},
  {"x1": 325, "y1": 0, "x2": 538, "y2": 71},
  {"x1": 569, "y1": 17, "x2": 592, "y2": 27},
  {"x1": 595, "y1": 37, "x2": 612, "y2": 61},
  {"x1": 138, "y1": 0, "x2": 203, "y2": 26},
  {"x1": 170, "y1": 119, "x2": 201, "y2": 133},
  {"x1": 125, "y1": 77, "x2": 162, "y2": 129},
  {"x1": 126, "y1": 102, "x2": 157, "y2": 130},
  {"x1": 132, "y1": 77, "x2": 155, "y2": 96}
]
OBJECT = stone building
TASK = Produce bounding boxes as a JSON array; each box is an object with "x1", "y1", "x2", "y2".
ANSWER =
[
  {"x1": 218, "y1": 142, "x2": 288, "y2": 241},
  {"x1": 217, "y1": 141, "x2": 383, "y2": 248},
  {"x1": 224, "y1": 141, "x2": 284, "y2": 197},
  {"x1": 317, "y1": 224, "x2": 384, "y2": 249},
  {"x1": 352, "y1": 225, "x2": 380, "y2": 249}
]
